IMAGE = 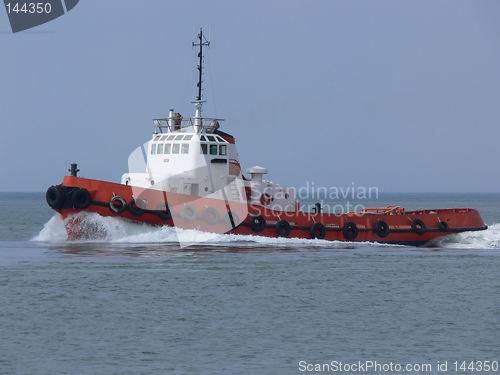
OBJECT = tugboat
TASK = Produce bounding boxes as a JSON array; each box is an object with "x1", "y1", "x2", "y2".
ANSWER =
[{"x1": 46, "y1": 29, "x2": 487, "y2": 245}]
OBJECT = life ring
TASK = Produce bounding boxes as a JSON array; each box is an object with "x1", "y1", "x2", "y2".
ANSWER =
[
  {"x1": 260, "y1": 193, "x2": 273, "y2": 206},
  {"x1": 109, "y1": 196, "x2": 127, "y2": 214},
  {"x1": 156, "y1": 201, "x2": 172, "y2": 220},
  {"x1": 343, "y1": 222, "x2": 358, "y2": 241},
  {"x1": 411, "y1": 219, "x2": 426, "y2": 235},
  {"x1": 72, "y1": 188, "x2": 91, "y2": 209},
  {"x1": 46, "y1": 185, "x2": 65, "y2": 209},
  {"x1": 202, "y1": 207, "x2": 220, "y2": 225},
  {"x1": 275, "y1": 220, "x2": 291, "y2": 237},
  {"x1": 310, "y1": 222, "x2": 326, "y2": 239},
  {"x1": 438, "y1": 220, "x2": 449, "y2": 232},
  {"x1": 128, "y1": 199, "x2": 146, "y2": 217},
  {"x1": 374, "y1": 220, "x2": 390, "y2": 238},
  {"x1": 249, "y1": 215, "x2": 266, "y2": 232},
  {"x1": 180, "y1": 204, "x2": 197, "y2": 222}
]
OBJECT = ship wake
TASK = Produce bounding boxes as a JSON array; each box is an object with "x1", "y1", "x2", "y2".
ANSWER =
[
  {"x1": 430, "y1": 223, "x2": 500, "y2": 249},
  {"x1": 32, "y1": 212, "x2": 500, "y2": 249},
  {"x1": 32, "y1": 212, "x2": 380, "y2": 248}
]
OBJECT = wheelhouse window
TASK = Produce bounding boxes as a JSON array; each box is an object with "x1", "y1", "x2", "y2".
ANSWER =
[
  {"x1": 157, "y1": 143, "x2": 164, "y2": 154},
  {"x1": 160, "y1": 135, "x2": 168, "y2": 141},
  {"x1": 200, "y1": 144, "x2": 208, "y2": 154},
  {"x1": 181, "y1": 144, "x2": 189, "y2": 154},
  {"x1": 209, "y1": 144, "x2": 218, "y2": 155},
  {"x1": 172, "y1": 143, "x2": 180, "y2": 154},
  {"x1": 151, "y1": 143, "x2": 157, "y2": 155},
  {"x1": 167, "y1": 135, "x2": 175, "y2": 141},
  {"x1": 184, "y1": 135, "x2": 193, "y2": 141},
  {"x1": 207, "y1": 135, "x2": 216, "y2": 142},
  {"x1": 164, "y1": 143, "x2": 171, "y2": 154},
  {"x1": 175, "y1": 135, "x2": 184, "y2": 141},
  {"x1": 219, "y1": 145, "x2": 227, "y2": 156},
  {"x1": 154, "y1": 135, "x2": 161, "y2": 141},
  {"x1": 200, "y1": 135, "x2": 207, "y2": 141}
]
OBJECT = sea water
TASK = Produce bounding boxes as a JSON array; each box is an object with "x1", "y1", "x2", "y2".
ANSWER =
[{"x1": 1, "y1": 193, "x2": 499, "y2": 374}]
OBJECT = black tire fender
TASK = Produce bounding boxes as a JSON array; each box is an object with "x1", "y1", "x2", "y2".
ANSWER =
[
  {"x1": 438, "y1": 220, "x2": 449, "y2": 232},
  {"x1": 275, "y1": 220, "x2": 291, "y2": 237},
  {"x1": 128, "y1": 199, "x2": 146, "y2": 217},
  {"x1": 156, "y1": 201, "x2": 172, "y2": 220},
  {"x1": 310, "y1": 222, "x2": 326, "y2": 239},
  {"x1": 46, "y1": 185, "x2": 65, "y2": 209},
  {"x1": 374, "y1": 220, "x2": 390, "y2": 238},
  {"x1": 343, "y1": 221, "x2": 358, "y2": 241},
  {"x1": 180, "y1": 204, "x2": 197, "y2": 222},
  {"x1": 71, "y1": 188, "x2": 92, "y2": 209},
  {"x1": 202, "y1": 207, "x2": 220, "y2": 225},
  {"x1": 249, "y1": 215, "x2": 266, "y2": 232},
  {"x1": 411, "y1": 219, "x2": 427, "y2": 235}
]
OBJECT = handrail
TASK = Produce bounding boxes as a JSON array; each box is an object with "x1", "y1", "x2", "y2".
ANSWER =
[
  {"x1": 153, "y1": 117, "x2": 225, "y2": 122},
  {"x1": 153, "y1": 117, "x2": 226, "y2": 133},
  {"x1": 362, "y1": 205, "x2": 405, "y2": 215}
]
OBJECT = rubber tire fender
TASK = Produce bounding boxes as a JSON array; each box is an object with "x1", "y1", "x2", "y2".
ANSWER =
[
  {"x1": 109, "y1": 196, "x2": 127, "y2": 215},
  {"x1": 249, "y1": 215, "x2": 266, "y2": 232},
  {"x1": 72, "y1": 188, "x2": 92, "y2": 209},
  {"x1": 128, "y1": 199, "x2": 146, "y2": 217},
  {"x1": 275, "y1": 220, "x2": 291, "y2": 237},
  {"x1": 180, "y1": 204, "x2": 197, "y2": 222},
  {"x1": 411, "y1": 219, "x2": 427, "y2": 235},
  {"x1": 374, "y1": 220, "x2": 390, "y2": 238},
  {"x1": 202, "y1": 207, "x2": 220, "y2": 225},
  {"x1": 438, "y1": 220, "x2": 449, "y2": 232},
  {"x1": 46, "y1": 185, "x2": 65, "y2": 209},
  {"x1": 310, "y1": 222, "x2": 326, "y2": 239},
  {"x1": 156, "y1": 202, "x2": 172, "y2": 220},
  {"x1": 343, "y1": 221, "x2": 359, "y2": 241}
]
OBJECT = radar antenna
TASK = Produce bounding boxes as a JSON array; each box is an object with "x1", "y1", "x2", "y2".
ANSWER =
[{"x1": 192, "y1": 27, "x2": 210, "y2": 101}]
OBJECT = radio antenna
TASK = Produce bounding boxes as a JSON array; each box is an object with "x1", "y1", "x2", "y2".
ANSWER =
[{"x1": 192, "y1": 27, "x2": 210, "y2": 101}]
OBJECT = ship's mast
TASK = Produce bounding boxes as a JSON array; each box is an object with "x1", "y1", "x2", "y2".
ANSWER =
[
  {"x1": 193, "y1": 27, "x2": 210, "y2": 101},
  {"x1": 192, "y1": 28, "x2": 210, "y2": 132}
]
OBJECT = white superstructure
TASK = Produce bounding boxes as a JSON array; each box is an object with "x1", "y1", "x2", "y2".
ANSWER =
[{"x1": 120, "y1": 28, "x2": 297, "y2": 212}]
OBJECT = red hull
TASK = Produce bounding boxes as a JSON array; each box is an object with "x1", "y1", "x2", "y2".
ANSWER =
[{"x1": 50, "y1": 176, "x2": 487, "y2": 246}]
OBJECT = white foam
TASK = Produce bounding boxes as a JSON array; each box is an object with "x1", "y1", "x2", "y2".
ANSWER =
[
  {"x1": 31, "y1": 212, "x2": 372, "y2": 248},
  {"x1": 34, "y1": 213, "x2": 500, "y2": 249},
  {"x1": 32, "y1": 214, "x2": 68, "y2": 242},
  {"x1": 432, "y1": 223, "x2": 500, "y2": 249}
]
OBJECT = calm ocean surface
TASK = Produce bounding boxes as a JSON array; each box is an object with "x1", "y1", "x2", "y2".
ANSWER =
[{"x1": 1, "y1": 193, "x2": 500, "y2": 374}]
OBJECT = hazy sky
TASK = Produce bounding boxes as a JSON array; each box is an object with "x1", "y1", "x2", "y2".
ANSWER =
[{"x1": 1, "y1": 0, "x2": 499, "y2": 192}]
